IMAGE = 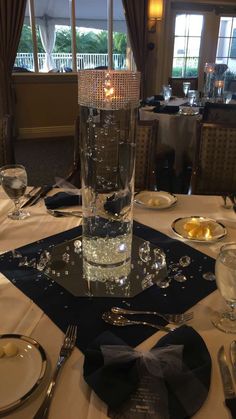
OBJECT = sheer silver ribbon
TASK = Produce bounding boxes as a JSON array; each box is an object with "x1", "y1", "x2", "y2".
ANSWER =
[{"x1": 101, "y1": 344, "x2": 208, "y2": 418}]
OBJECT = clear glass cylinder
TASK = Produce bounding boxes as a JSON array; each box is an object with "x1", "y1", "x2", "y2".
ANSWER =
[{"x1": 78, "y1": 70, "x2": 140, "y2": 283}]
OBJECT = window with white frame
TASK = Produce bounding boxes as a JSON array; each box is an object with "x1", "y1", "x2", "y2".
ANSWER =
[
  {"x1": 216, "y1": 17, "x2": 236, "y2": 73},
  {"x1": 14, "y1": 0, "x2": 129, "y2": 73},
  {"x1": 171, "y1": 13, "x2": 204, "y2": 78}
]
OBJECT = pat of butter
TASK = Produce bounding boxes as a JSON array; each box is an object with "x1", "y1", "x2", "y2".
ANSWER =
[
  {"x1": 3, "y1": 342, "x2": 19, "y2": 357},
  {"x1": 184, "y1": 220, "x2": 214, "y2": 239}
]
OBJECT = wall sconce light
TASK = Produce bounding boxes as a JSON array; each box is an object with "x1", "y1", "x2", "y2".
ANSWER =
[{"x1": 148, "y1": 0, "x2": 163, "y2": 32}]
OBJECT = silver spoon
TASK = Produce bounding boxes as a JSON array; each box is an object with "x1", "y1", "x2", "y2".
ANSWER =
[
  {"x1": 47, "y1": 209, "x2": 82, "y2": 218},
  {"x1": 102, "y1": 312, "x2": 175, "y2": 332}
]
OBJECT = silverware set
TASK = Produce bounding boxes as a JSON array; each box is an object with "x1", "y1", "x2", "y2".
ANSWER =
[
  {"x1": 110, "y1": 306, "x2": 193, "y2": 324},
  {"x1": 102, "y1": 306, "x2": 194, "y2": 332},
  {"x1": 218, "y1": 342, "x2": 236, "y2": 418}
]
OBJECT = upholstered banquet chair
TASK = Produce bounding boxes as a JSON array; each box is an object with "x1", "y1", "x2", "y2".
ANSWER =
[
  {"x1": 202, "y1": 102, "x2": 236, "y2": 124},
  {"x1": 190, "y1": 122, "x2": 236, "y2": 195},
  {"x1": 135, "y1": 120, "x2": 158, "y2": 191},
  {"x1": 0, "y1": 115, "x2": 14, "y2": 166}
]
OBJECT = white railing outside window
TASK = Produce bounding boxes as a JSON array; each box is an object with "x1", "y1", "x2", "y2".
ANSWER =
[{"x1": 15, "y1": 52, "x2": 127, "y2": 72}]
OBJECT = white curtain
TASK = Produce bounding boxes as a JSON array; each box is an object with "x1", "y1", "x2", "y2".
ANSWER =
[{"x1": 39, "y1": 15, "x2": 56, "y2": 71}]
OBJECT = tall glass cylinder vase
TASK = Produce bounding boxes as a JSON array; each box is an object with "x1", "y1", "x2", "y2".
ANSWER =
[
  {"x1": 203, "y1": 63, "x2": 215, "y2": 99},
  {"x1": 78, "y1": 70, "x2": 140, "y2": 284}
]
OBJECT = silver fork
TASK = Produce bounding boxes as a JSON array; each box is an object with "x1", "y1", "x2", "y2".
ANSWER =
[
  {"x1": 111, "y1": 307, "x2": 193, "y2": 325},
  {"x1": 33, "y1": 325, "x2": 77, "y2": 419}
]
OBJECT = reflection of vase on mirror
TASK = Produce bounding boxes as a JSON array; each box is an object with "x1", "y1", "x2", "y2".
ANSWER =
[{"x1": 78, "y1": 70, "x2": 140, "y2": 283}]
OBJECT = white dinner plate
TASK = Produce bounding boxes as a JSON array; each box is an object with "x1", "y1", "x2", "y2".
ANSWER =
[
  {"x1": 134, "y1": 191, "x2": 177, "y2": 209},
  {"x1": 0, "y1": 334, "x2": 47, "y2": 415},
  {"x1": 171, "y1": 216, "x2": 227, "y2": 243}
]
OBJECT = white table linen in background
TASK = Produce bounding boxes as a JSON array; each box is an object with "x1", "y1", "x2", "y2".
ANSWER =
[
  {"x1": 0, "y1": 189, "x2": 235, "y2": 419},
  {"x1": 139, "y1": 104, "x2": 199, "y2": 175}
]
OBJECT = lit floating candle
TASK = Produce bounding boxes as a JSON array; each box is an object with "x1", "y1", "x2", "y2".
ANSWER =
[
  {"x1": 215, "y1": 80, "x2": 224, "y2": 88},
  {"x1": 204, "y1": 63, "x2": 215, "y2": 74}
]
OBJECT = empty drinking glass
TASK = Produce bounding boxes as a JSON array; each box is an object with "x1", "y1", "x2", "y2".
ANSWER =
[
  {"x1": 163, "y1": 85, "x2": 172, "y2": 103},
  {"x1": 0, "y1": 164, "x2": 30, "y2": 220},
  {"x1": 187, "y1": 90, "x2": 198, "y2": 106},
  {"x1": 183, "y1": 82, "x2": 191, "y2": 98},
  {"x1": 223, "y1": 91, "x2": 232, "y2": 104},
  {"x1": 212, "y1": 243, "x2": 236, "y2": 333}
]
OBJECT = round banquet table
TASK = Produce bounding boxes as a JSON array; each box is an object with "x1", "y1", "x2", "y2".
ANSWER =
[
  {"x1": 139, "y1": 101, "x2": 200, "y2": 175},
  {"x1": 0, "y1": 188, "x2": 235, "y2": 419}
]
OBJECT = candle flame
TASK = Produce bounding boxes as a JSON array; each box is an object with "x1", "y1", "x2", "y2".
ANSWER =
[{"x1": 104, "y1": 72, "x2": 115, "y2": 101}]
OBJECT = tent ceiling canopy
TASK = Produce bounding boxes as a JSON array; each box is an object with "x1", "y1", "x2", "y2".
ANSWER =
[{"x1": 25, "y1": 0, "x2": 126, "y2": 32}]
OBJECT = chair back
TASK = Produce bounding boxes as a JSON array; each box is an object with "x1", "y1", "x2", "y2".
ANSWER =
[
  {"x1": 190, "y1": 122, "x2": 236, "y2": 195},
  {"x1": 168, "y1": 77, "x2": 198, "y2": 97},
  {"x1": 135, "y1": 120, "x2": 158, "y2": 191},
  {"x1": 0, "y1": 115, "x2": 14, "y2": 167},
  {"x1": 202, "y1": 102, "x2": 236, "y2": 124}
]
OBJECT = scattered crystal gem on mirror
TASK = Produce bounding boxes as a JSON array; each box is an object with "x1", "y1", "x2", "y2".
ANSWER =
[
  {"x1": 27, "y1": 258, "x2": 36, "y2": 268},
  {"x1": 152, "y1": 247, "x2": 166, "y2": 271},
  {"x1": 12, "y1": 250, "x2": 22, "y2": 258},
  {"x1": 179, "y1": 255, "x2": 191, "y2": 267},
  {"x1": 139, "y1": 241, "x2": 151, "y2": 263},
  {"x1": 18, "y1": 256, "x2": 28, "y2": 267},
  {"x1": 74, "y1": 239, "x2": 82, "y2": 254},
  {"x1": 141, "y1": 273, "x2": 154, "y2": 290},
  {"x1": 202, "y1": 272, "x2": 216, "y2": 281},
  {"x1": 62, "y1": 252, "x2": 70, "y2": 263},
  {"x1": 174, "y1": 273, "x2": 187, "y2": 283},
  {"x1": 156, "y1": 278, "x2": 171, "y2": 288}
]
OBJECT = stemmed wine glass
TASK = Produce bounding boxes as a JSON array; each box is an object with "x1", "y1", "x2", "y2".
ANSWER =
[
  {"x1": 0, "y1": 164, "x2": 30, "y2": 220},
  {"x1": 212, "y1": 242, "x2": 236, "y2": 333},
  {"x1": 183, "y1": 82, "x2": 191, "y2": 98}
]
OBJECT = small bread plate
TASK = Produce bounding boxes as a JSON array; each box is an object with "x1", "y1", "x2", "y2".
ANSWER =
[
  {"x1": 0, "y1": 334, "x2": 47, "y2": 415},
  {"x1": 179, "y1": 107, "x2": 199, "y2": 116},
  {"x1": 171, "y1": 216, "x2": 227, "y2": 243},
  {"x1": 135, "y1": 191, "x2": 177, "y2": 210}
]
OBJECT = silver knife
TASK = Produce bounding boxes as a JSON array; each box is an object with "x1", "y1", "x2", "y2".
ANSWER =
[
  {"x1": 218, "y1": 345, "x2": 236, "y2": 418},
  {"x1": 230, "y1": 341, "x2": 236, "y2": 381}
]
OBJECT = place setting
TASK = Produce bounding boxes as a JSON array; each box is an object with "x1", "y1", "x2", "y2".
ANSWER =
[
  {"x1": 134, "y1": 190, "x2": 177, "y2": 210},
  {"x1": 0, "y1": 334, "x2": 47, "y2": 415}
]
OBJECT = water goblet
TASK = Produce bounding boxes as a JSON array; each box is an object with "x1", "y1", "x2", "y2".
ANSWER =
[
  {"x1": 187, "y1": 90, "x2": 198, "y2": 107},
  {"x1": 183, "y1": 82, "x2": 191, "y2": 98},
  {"x1": 0, "y1": 164, "x2": 30, "y2": 220},
  {"x1": 212, "y1": 242, "x2": 236, "y2": 333},
  {"x1": 163, "y1": 85, "x2": 172, "y2": 104}
]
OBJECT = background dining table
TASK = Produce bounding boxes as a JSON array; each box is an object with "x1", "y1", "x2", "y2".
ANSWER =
[
  {"x1": 139, "y1": 98, "x2": 200, "y2": 175},
  {"x1": 0, "y1": 188, "x2": 236, "y2": 419}
]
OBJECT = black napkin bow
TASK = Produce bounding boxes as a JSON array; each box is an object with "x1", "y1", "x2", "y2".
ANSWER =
[{"x1": 83, "y1": 325, "x2": 211, "y2": 419}]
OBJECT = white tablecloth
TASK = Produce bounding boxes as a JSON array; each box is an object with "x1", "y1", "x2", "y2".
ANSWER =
[
  {"x1": 139, "y1": 103, "x2": 200, "y2": 174},
  {"x1": 0, "y1": 190, "x2": 235, "y2": 419}
]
